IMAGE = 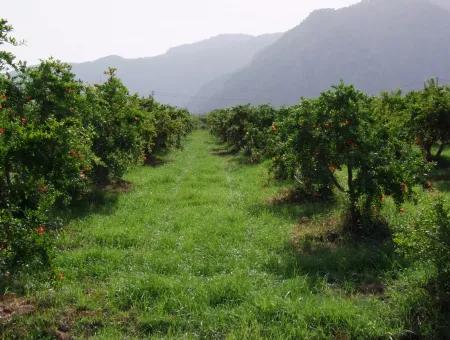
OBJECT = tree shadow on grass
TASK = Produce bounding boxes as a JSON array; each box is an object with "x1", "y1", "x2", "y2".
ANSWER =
[
  {"x1": 435, "y1": 181, "x2": 450, "y2": 193},
  {"x1": 210, "y1": 146, "x2": 239, "y2": 157},
  {"x1": 144, "y1": 155, "x2": 171, "y2": 167},
  {"x1": 431, "y1": 155, "x2": 450, "y2": 193},
  {"x1": 258, "y1": 187, "x2": 400, "y2": 294},
  {"x1": 249, "y1": 187, "x2": 337, "y2": 223},
  {"x1": 248, "y1": 200, "x2": 336, "y2": 224},
  {"x1": 266, "y1": 234, "x2": 400, "y2": 295},
  {"x1": 57, "y1": 187, "x2": 120, "y2": 223}
]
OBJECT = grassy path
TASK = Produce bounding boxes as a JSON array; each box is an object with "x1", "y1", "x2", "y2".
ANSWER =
[{"x1": 4, "y1": 131, "x2": 403, "y2": 338}]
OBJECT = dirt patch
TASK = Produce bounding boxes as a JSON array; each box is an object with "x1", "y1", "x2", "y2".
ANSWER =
[
  {"x1": 291, "y1": 214, "x2": 343, "y2": 252},
  {"x1": 290, "y1": 216, "x2": 389, "y2": 297},
  {"x1": 0, "y1": 293, "x2": 35, "y2": 322},
  {"x1": 144, "y1": 155, "x2": 167, "y2": 167},
  {"x1": 55, "y1": 329, "x2": 72, "y2": 340},
  {"x1": 266, "y1": 188, "x2": 303, "y2": 205},
  {"x1": 51, "y1": 307, "x2": 102, "y2": 339},
  {"x1": 105, "y1": 180, "x2": 133, "y2": 193},
  {"x1": 267, "y1": 188, "x2": 331, "y2": 206},
  {"x1": 359, "y1": 282, "x2": 385, "y2": 296}
]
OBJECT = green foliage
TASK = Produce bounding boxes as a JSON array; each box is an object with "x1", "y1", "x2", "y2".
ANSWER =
[
  {"x1": 86, "y1": 68, "x2": 145, "y2": 184},
  {"x1": 139, "y1": 95, "x2": 193, "y2": 162},
  {"x1": 371, "y1": 90, "x2": 409, "y2": 140},
  {"x1": 268, "y1": 83, "x2": 430, "y2": 234},
  {"x1": 0, "y1": 18, "x2": 21, "y2": 71},
  {"x1": 207, "y1": 84, "x2": 433, "y2": 227},
  {"x1": 0, "y1": 132, "x2": 409, "y2": 339},
  {"x1": 3, "y1": 131, "x2": 448, "y2": 339},
  {"x1": 393, "y1": 198, "x2": 450, "y2": 336},
  {"x1": 207, "y1": 104, "x2": 276, "y2": 162},
  {"x1": 372, "y1": 81, "x2": 450, "y2": 162},
  {"x1": 267, "y1": 106, "x2": 298, "y2": 181},
  {"x1": 1, "y1": 60, "x2": 96, "y2": 270},
  {"x1": 2, "y1": 16, "x2": 449, "y2": 339},
  {"x1": 406, "y1": 79, "x2": 450, "y2": 161},
  {"x1": 394, "y1": 199, "x2": 450, "y2": 302}
]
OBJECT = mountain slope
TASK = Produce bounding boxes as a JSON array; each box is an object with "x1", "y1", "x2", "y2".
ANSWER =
[
  {"x1": 71, "y1": 33, "x2": 281, "y2": 108},
  {"x1": 194, "y1": 0, "x2": 450, "y2": 112}
]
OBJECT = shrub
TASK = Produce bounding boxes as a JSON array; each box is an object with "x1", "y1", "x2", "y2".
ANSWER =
[
  {"x1": 270, "y1": 99, "x2": 335, "y2": 199},
  {"x1": 207, "y1": 104, "x2": 276, "y2": 162},
  {"x1": 394, "y1": 199, "x2": 450, "y2": 301},
  {"x1": 0, "y1": 18, "x2": 21, "y2": 71},
  {"x1": 140, "y1": 96, "x2": 193, "y2": 159},
  {"x1": 406, "y1": 79, "x2": 450, "y2": 161},
  {"x1": 269, "y1": 83, "x2": 430, "y2": 235},
  {"x1": 0, "y1": 60, "x2": 96, "y2": 270},
  {"x1": 268, "y1": 106, "x2": 299, "y2": 181},
  {"x1": 85, "y1": 68, "x2": 145, "y2": 184},
  {"x1": 393, "y1": 198, "x2": 450, "y2": 336}
]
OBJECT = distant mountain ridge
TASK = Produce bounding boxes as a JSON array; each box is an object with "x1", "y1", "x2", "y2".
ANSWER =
[
  {"x1": 71, "y1": 33, "x2": 282, "y2": 108},
  {"x1": 71, "y1": 0, "x2": 450, "y2": 113},
  {"x1": 191, "y1": 0, "x2": 450, "y2": 112}
]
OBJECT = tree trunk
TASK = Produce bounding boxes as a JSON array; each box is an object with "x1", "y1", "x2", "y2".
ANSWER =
[
  {"x1": 4, "y1": 159, "x2": 12, "y2": 192},
  {"x1": 425, "y1": 143, "x2": 433, "y2": 162},
  {"x1": 435, "y1": 143, "x2": 446, "y2": 159},
  {"x1": 347, "y1": 165, "x2": 358, "y2": 227}
]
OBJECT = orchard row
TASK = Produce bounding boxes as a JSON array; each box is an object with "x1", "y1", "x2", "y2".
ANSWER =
[
  {"x1": 207, "y1": 82, "x2": 449, "y2": 297},
  {"x1": 0, "y1": 20, "x2": 193, "y2": 271}
]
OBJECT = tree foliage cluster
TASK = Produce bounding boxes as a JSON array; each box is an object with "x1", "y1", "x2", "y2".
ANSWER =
[
  {"x1": 0, "y1": 21, "x2": 193, "y2": 271},
  {"x1": 207, "y1": 104, "x2": 277, "y2": 163},
  {"x1": 208, "y1": 82, "x2": 448, "y2": 227}
]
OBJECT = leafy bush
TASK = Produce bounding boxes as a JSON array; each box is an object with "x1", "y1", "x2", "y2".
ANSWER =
[
  {"x1": 394, "y1": 199, "x2": 450, "y2": 301},
  {"x1": 139, "y1": 96, "x2": 193, "y2": 162},
  {"x1": 207, "y1": 104, "x2": 276, "y2": 162},
  {"x1": 0, "y1": 60, "x2": 97, "y2": 270},
  {"x1": 267, "y1": 106, "x2": 299, "y2": 181},
  {"x1": 85, "y1": 68, "x2": 145, "y2": 184},
  {"x1": 270, "y1": 99, "x2": 335, "y2": 199},
  {"x1": 406, "y1": 79, "x2": 450, "y2": 161},
  {"x1": 271, "y1": 83, "x2": 429, "y2": 235},
  {"x1": 209, "y1": 83, "x2": 431, "y2": 235},
  {"x1": 393, "y1": 198, "x2": 450, "y2": 336},
  {"x1": 0, "y1": 18, "x2": 21, "y2": 71}
]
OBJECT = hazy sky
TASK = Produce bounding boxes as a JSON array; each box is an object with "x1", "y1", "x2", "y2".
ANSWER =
[{"x1": 3, "y1": 0, "x2": 360, "y2": 64}]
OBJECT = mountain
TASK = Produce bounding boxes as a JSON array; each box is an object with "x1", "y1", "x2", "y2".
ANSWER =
[
  {"x1": 71, "y1": 33, "x2": 282, "y2": 108},
  {"x1": 193, "y1": 0, "x2": 450, "y2": 113}
]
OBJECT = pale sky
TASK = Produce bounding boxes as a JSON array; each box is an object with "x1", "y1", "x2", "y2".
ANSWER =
[{"x1": 3, "y1": 0, "x2": 360, "y2": 64}]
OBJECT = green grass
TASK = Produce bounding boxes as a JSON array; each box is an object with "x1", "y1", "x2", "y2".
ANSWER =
[{"x1": 1, "y1": 131, "x2": 448, "y2": 339}]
